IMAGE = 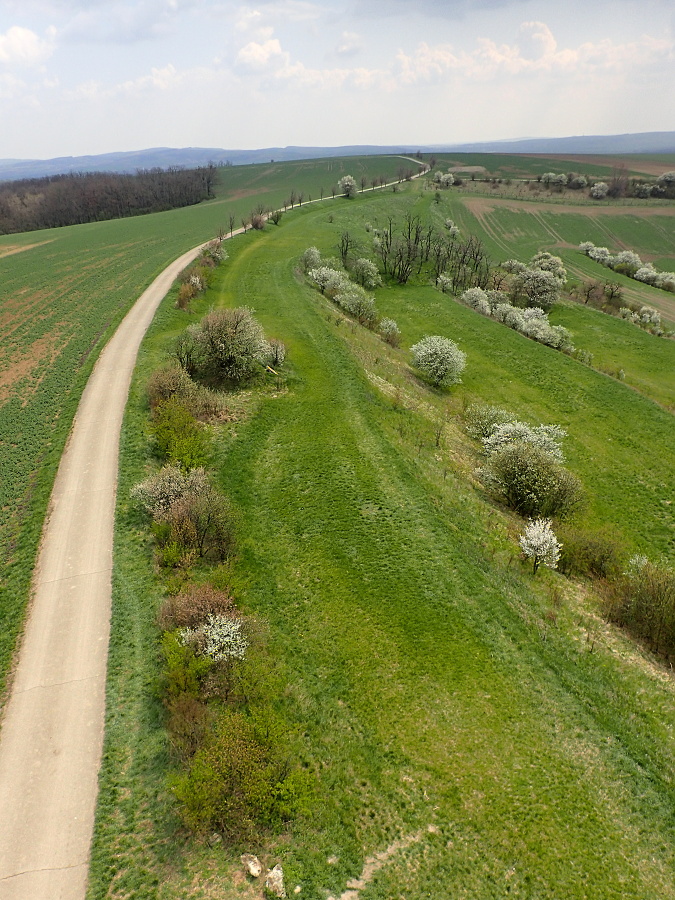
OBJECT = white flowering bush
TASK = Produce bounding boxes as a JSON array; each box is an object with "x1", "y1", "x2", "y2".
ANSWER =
[
  {"x1": 444, "y1": 219, "x2": 460, "y2": 237},
  {"x1": 519, "y1": 518, "x2": 562, "y2": 573},
  {"x1": 336, "y1": 287, "x2": 378, "y2": 327},
  {"x1": 530, "y1": 251, "x2": 567, "y2": 286},
  {"x1": 483, "y1": 421, "x2": 567, "y2": 463},
  {"x1": 181, "y1": 614, "x2": 249, "y2": 662},
  {"x1": 411, "y1": 335, "x2": 466, "y2": 386},
  {"x1": 379, "y1": 317, "x2": 401, "y2": 346},
  {"x1": 590, "y1": 181, "x2": 609, "y2": 199},
  {"x1": 463, "y1": 403, "x2": 512, "y2": 440},
  {"x1": 309, "y1": 266, "x2": 350, "y2": 297},
  {"x1": 300, "y1": 246, "x2": 322, "y2": 272},
  {"x1": 352, "y1": 257, "x2": 382, "y2": 289},
  {"x1": 458, "y1": 290, "x2": 573, "y2": 352},
  {"x1": 131, "y1": 465, "x2": 209, "y2": 518},
  {"x1": 185, "y1": 307, "x2": 270, "y2": 384},
  {"x1": 436, "y1": 273, "x2": 453, "y2": 293},
  {"x1": 634, "y1": 265, "x2": 658, "y2": 285}
]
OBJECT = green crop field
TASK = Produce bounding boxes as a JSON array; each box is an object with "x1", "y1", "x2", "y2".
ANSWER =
[
  {"x1": 88, "y1": 182, "x2": 675, "y2": 898},
  {"x1": 0, "y1": 154, "x2": 408, "y2": 697}
]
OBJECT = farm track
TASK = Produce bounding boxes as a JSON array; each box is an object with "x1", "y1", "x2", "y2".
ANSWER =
[{"x1": 0, "y1": 241, "x2": 209, "y2": 900}]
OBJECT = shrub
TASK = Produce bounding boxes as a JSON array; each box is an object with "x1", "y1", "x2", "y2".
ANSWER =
[
  {"x1": 482, "y1": 421, "x2": 567, "y2": 463},
  {"x1": 157, "y1": 484, "x2": 235, "y2": 562},
  {"x1": 165, "y1": 693, "x2": 211, "y2": 763},
  {"x1": 131, "y1": 464, "x2": 210, "y2": 518},
  {"x1": 158, "y1": 583, "x2": 236, "y2": 631},
  {"x1": 146, "y1": 363, "x2": 226, "y2": 420},
  {"x1": 604, "y1": 556, "x2": 675, "y2": 656},
  {"x1": 160, "y1": 630, "x2": 212, "y2": 701},
  {"x1": 411, "y1": 335, "x2": 466, "y2": 386},
  {"x1": 171, "y1": 711, "x2": 309, "y2": 841},
  {"x1": 181, "y1": 614, "x2": 249, "y2": 663},
  {"x1": 336, "y1": 286, "x2": 378, "y2": 327},
  {"x1": 309, "y1": 266, "x2": 350, "y2": 298},
  {"x1": 151, "y1": 397, "x2": 211, "y2": 469},
  {"x1": 352, "y1": 257, "x2": 382, "y2": 289},
  {"x1": 300, "y1": 246, "x2": 322, "y2": 272},
  {"x1": 463, "y1": 403, "x2": 511, "y2": 440},
  {"x1": 182, "y1": 307, "x2": 270, "y2": 385},
  {"x1": 557, "y1": 526, "x2": 625, "y2": 580},
  {"x1": 480, "y1": 443, "x2": 584, "y2": 519},
  {"x1": 379, "y1": 317, "x2": 401, "y2": 347},
  {"x1": 264, "y1": 338, "x2": 287, "y2": 369},
  {"x1": 519, "y1": 518, "x2": 561, "y2": 574},
  {"x1": 590, "y1": 182, "x2": 609, "y2": 199}
]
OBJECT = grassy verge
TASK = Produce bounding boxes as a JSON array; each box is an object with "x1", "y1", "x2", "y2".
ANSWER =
[{"x1": 91, "y1": 193, "x2": 675, "y2": 899}]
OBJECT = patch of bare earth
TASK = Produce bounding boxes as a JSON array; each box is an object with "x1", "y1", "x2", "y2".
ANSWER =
[
  {"x1": 0, "y1": 330, "x2": 66, "y2": 404},
  {"x1": 328, "y1": 828, "x2": 434, "y2": 900},
  {"x1": 461, "y1": 195, "x2": 675, "y2": 218},
  {"x1": 0, "y1": 239, "x2": 54, "y2": 260}
]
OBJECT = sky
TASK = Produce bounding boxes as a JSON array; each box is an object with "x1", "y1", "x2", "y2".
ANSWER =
[{"x1": 0, "y1": 0, "x2": 674, "y2": 160}]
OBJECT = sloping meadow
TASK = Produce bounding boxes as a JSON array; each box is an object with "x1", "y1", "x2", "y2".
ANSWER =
[{"x1": 92, "y1": 186, "x2": 675, "y2": 898}]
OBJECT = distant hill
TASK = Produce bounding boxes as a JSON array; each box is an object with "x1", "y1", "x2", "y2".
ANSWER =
[{"x1": 1, "y1": 132, "x2": 674, "y2": 181}]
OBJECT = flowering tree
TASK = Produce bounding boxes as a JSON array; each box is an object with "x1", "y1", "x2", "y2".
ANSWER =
[
  {"x1": 352, "y1": 257, "x2": 382, "y2": 289},
  {"x1": 519, "y1": 518, "x2": 562, "y2": 573},
  {"x1": 590, "y1": 182, "x2": 609, "y2": 199},
  {"x1": 410, "y1": 335, "x2": 466, "y2": 386},
  {"x1": 181, "y1": 614, "x2": 249, "y2": 662},
  {"x1": 338, "y1": 175, "x2": 358, "y2": 198}
]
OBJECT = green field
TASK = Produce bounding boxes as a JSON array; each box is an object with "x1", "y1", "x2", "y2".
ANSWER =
[
  {"x1": 0, "y1": 155, "x2": 408, "y2": 696},
  {"x1": 88, "y1": 186, "x2": 675, "y2": 898}
]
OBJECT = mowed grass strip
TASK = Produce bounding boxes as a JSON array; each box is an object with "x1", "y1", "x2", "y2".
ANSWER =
[{"x1": 93, "y1": 197, "x2": 675, "y2": 899}]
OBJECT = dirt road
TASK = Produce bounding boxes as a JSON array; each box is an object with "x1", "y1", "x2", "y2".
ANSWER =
[{"x1": 0, "y1": 242, "x2": 207, "y2": 899}]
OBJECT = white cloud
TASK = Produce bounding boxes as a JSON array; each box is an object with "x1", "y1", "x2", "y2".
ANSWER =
[
  {"x1": 0, "y1": 26, "x2": 54, "y2": 66},
  {"x1": 394, "y1": 25, "x2": 674, "y2": 84},
  {"x1": 336, "y1": 31, "x2": 362, "y2": 57},
  {"x1": 236, "y1": 37, "x2": 287, "y2": 69}
]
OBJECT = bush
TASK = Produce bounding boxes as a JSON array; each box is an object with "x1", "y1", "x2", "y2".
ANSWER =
[
  {"x1": 160, "y1": 630, "x2": 213, "y2": 701},
  {"x1": 519, "y1": 518, "x2": 561, "y2": 574},
  {"x1": 480, "y1": 443, "x2": 584, "y2": 519},
  {"x1": 156, "y1": 484, "x2": 235, "y2": 562},
  {"x1": 557, "y1": 526, "x2": 625, "y2": 580},
  {"x1": 379, "y1": 317, "x2": 401, "y2": 347},
  {"x1": 482, "y1": 421, "x2": 566, "y2": 463},
  {"x1": 180, "y1": 307, "x2": 270, "y2": 385},
  {"x1": 146, "y1": 363, "x2": 226, "y2": 420},
  {"x1": 352, "y1": 257, "x2": 382, "y2": 289},
  {"x1": 300, "y1": 246, "x2": 321, "y2": 272},
  {"x1": 411, "y1": 335, "x2": 466, "y2": 386},
  {"x1": 604, "y1": 556, "x2": 675, "y2": 656},
  {"x1": 170, "y1": 711, "x2": 309, "y2": 841},
  {"x1": 151, "y1": 397, "x2": 211, "y2": 469},
  {"x1": 131, "y1": 464, "x2": 210, "y2": 518},
  {"x1": 463, "y1": 403, "x2": 512, "y2": 440},
  {"x1": 165, "y1": 693, "x2": 211, "y2": 763},
  {"x1": 158, "y1": 582, "x2": 236, "y2": 631}
]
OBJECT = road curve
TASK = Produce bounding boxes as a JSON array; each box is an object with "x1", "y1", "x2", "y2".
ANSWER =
[{"x1": 0, "y1": 241, "x2": 208, "y2": 900}]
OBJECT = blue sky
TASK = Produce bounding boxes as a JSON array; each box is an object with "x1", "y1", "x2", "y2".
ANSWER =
[{"x1": 1, "y1": 0, "x2": 673, "y2": 159}]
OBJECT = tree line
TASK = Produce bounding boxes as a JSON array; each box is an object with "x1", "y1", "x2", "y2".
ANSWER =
[{"x1": 0, "y1": 164, "x2": 219, "y2": 234}]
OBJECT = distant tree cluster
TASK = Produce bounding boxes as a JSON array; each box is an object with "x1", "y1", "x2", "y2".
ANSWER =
[
  {"x1": 0, "y1": 164, "x2": 219, "y2": 234},
  {"x1": 579, "y1": 241, "x2": 675, "y2": 297}
]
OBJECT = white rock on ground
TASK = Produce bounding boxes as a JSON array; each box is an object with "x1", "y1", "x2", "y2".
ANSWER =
[
  {"x1": 241, "y1": 853, "x2": 263, "y2": 878},
  {"x1": 265, "y1": 864, "x2": 286, "y2": 898}
]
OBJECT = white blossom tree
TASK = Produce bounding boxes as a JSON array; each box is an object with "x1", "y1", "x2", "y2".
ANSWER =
[
  {"x1": 338, "y1": 175, "x2": 358, "y2": 198},
  {"x1": 410, "y1": 335, "x2": 466, "y2": 386},
  {"x1": 590, "y1": 182, "x2": 609, "y2": 199},
  {"x1": 519, "y1": 518, "x2": 562, "y2": 573}
]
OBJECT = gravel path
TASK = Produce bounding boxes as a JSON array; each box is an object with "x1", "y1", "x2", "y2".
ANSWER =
[{"x1": 0, "y1": 242, "x2": 207, "y2": 900}]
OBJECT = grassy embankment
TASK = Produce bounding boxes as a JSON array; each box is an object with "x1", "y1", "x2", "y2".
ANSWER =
[
  {"x1": 0, "y1": 155, "x2": 407, "y2": 697},
  {"x1": 91, "y1": 185, "x2": 675, "y2": 898}
]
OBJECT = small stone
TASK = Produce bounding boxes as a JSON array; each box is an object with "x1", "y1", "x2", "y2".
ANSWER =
[
  {"x1": 327, "y1": 855, "x2": 339, "y2": 865},
  {"x1": 265, "y1": 864, "x2": 286, "y2": 898},
  {"x1": 427, "y1": 824, "x2": 440, "y2": 834},
  {"x1": 294, "y1": 887, "x2": 302, "y2": 895},
  {"x1": 208, "y1": 832, "x2": 222, "y2": 847},
  {"x1": 241, "y1": 853, "x2": 262, "y2": 878}
]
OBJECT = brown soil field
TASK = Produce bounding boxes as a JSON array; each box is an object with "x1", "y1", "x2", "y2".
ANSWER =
[{"x1": 0, "y1": 240, "x2": 54, "y2": 259}]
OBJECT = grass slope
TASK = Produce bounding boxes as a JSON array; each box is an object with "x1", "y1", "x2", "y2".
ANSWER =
[
  {"x1": 0, "y1": 155, "x2": 407, "y2": 697},
  {"x1": 91, "y1": 191, "x2": 675, "y2": 898}
]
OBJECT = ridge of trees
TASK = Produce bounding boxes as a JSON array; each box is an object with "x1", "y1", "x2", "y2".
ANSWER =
[{"x1": 0, "y1": 164, "x2": 218, "y2": 234}]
